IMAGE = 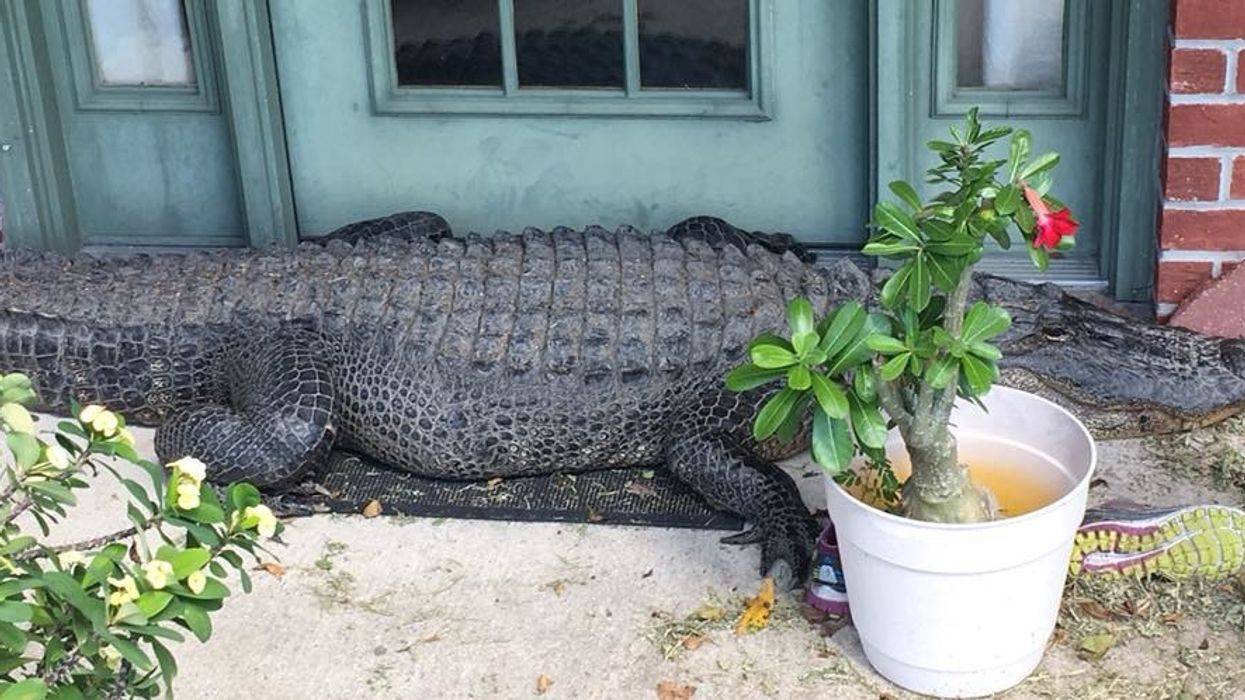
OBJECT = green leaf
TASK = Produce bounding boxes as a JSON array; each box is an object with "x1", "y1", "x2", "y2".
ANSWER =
[
  {"x1": 1015, "y1": 204, "x2": 1036, "y2": 234},
  {"x1": 1007, "y1": 129, "x2": 1031, "y2": 182},
  {"x1": 753, "y1": 389, "x2": 801, "y2": 441},
  {"x1": 0, "y1": 603, "x2": 32, "y2": 624},
  {"x1": 28, "y1": 481, "x2": 75, "y2": 506},
  {"x1": 791, "y1": 331, "x2": 819, "y2": 357},
  {"x1": 39, "y1": 572, "x2": 105, "y2": 626},
  {"x1": 787, "y1": 365, "x2": 812, "y2": 391},
  {"x1": 873, "y1": 201, "x2": 923, "y2": 243},
  {"x1": 151, "y1": 638, "x2": 179, "y2": 692},
  {"x1": 848, "y1": 394, "x2": 888, "y2": 450},
  {"x1": 0, "y1": 622, "x2": 25, "y2": 654},
  {"x1": 1020, "y1": 152, "x2": 1060, "y2": 180},
  {"x1": 888, "y1": 180, "x2": 922, "y2": 210},
  {"x1": 879, "y1": 263, "x2": 912, "y2": 309},
  {"x1": 811, "y1": 410, "x2": 856, "y2": 476},
  {"x1": 817, "y1": 302, "x2": 865, "y2": 358},
  {"x1": 853, "y1": 368, "x2": 876, "y2": 402},
  {"x1": 774, "y1": 393, "x2": 812, "y2": 445},
  {"x1": 135, "y1": 591, "x2": 174, "y2": 619},
  {"x1": 1028, "y1": 243, "x2": 1050, "y2": 271},
  {"x1": 928, "y1": 236, "x2": 979, "y2": 257},
  {"x1": 180, "y1": 604, "x2": 212, "y2": 643},
  {"x1": 907, "y1": 256, "x2": 931, "y2": 312},
  {"x1": 927, "y1": 139, "x2": 956, "y2": 153},
  {"x1": 725, "y1": 364, "x2": 788, "y2": 392},
  {"x1": 827, "y1": 314, "x2": 891, "y2": 375},
  {"x1": 750, "y1": 343, "x2": 798, "y2": 369},
  {"x1": 866, "y1": 335, "x2": 906, "y2": 355},
  {"x1": 994, "y1": 184, "x2": 1020, "y2": 216},
  {"x1": 969, "y1": 341, "x2": 1002, "y2": 361},
  {"x1": 809, "y1": 373, "x2": 849, "y2": 419},
  {"x1": 960, "y1": 354, "x2": 998, "y2": 396},
  {"x1": 924, "y1": 357, "x2": 959, "y2": 389},
  {"x1": 786, "y1": 298, "x2": 815, "y2": 338},
  {"x1": 6, "y1": 434, "x2": 40, "y2": 470},
  {"x1": 879, "y1": 353, "x2": 909, "y2": 382},
  {"x1": 925, "y1": 253, "x2": 962, "y2": 292},
  {"x1": 961, "y1": 302, "x2": 1012, "y2": 344},
  {"x1": 861, "y1": 241, "x2": 922, "y2": 257},
  {"x1": 0, "y1": 679, "x2": 47, "y2": 700},
  {"x1": 102, "y1": 633, "x2": 153, "y2": 672},
  {"x1": 227, "y1": 483, "x2": 263, "y2": 512}
]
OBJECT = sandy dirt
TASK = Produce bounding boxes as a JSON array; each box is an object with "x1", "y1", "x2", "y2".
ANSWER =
[{"x1": 34, "y1": 413, "x2": 1245, "y2": 699}]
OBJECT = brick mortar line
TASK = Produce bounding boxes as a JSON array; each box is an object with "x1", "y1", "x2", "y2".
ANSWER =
[
  {"x1": 1221, "y1": 154, "x2": 1235, "y2": 199},
  {"x1": 1170, "y1": 94, "x2": 1245, "y2": 104},
  {"x1": 1158, "y1": 250, "x2": 1245, "y2": 263},
  {"x1": 1170, "y1": 146, "x2": 1245, "y2": 156},
  {"x1": 1228, "y1": 45, "x2": 1241, "y2": 94},
  {"x1": 1155, "y1": 302, "x2": 1178, "y2": 317},
  {"x1": 1175, "y1": 39, "x2": 1245, "y2": 50},
  {"x1": 1162, "y1": 200, "x2": 1245, "y2": 210}
]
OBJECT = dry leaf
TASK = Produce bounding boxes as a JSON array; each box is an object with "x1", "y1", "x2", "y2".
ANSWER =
[
  {"x1": 625, "y1": 480, "x2": 658, "y2": 498},
  {"x1": 691, "y1": 604, "x2": 724, "y2": 622},
  {"x1": 1077, "y1": 600, "x2": 1116, "y2": 621},
  {"x1": 656, "y1": 681, "x2": 697, "y2": 700},
  {"x1": 536, "y1": 675, "x2": 554, "y2": 694},
  {"x1": 1078, "y1": 633, "x2": 1116, "y2": 661},
  {"x1": 587, "y1": 509, "x2": 604, "y2": 523},
  {"x1": 487, "y1": 477, "x2": 504, "y2": 489},
  {"x1": 735, "y1": 577, "x2": 776, "y2": 635},
  {"x1": 681, "y1": 633, "x2": 705, "y2": 651},
  {"x1": 362, "y1": 499, "x2": 383, "y2": 517},
  {"x1": 1160, "y1": 611, "x2": 1185, "y2": 625},
  {"x1": 255, "y1": 562, "x2": 286, "y2": 579},
  {"x1": 544, "y1": 579, "x2": 568, "y2": 596},
  {"x1": 1123, "y1": 597, "x2": 1152, "y2": 617}
]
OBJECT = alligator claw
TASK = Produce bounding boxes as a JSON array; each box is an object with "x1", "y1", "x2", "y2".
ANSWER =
[
  {"x1": 720, "y1": 527, "x2": 765, "y2": 545},
  {"x1": 758, "y1": 510, "x2": 821, "y2": 590}
]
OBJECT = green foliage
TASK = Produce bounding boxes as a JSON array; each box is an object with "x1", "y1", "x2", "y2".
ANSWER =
[
  {"x1": 0, "y1": 373, "x2": 279, "y2": 698},
  {"x1": 724, "y1": 109, "x2": 1071, "y2": 512}
]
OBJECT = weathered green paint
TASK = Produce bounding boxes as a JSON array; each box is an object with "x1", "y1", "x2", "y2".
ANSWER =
[
  {"x1": 39, "y1": 0, "x2": 245, "y2": 247},
  {"x1": 361, "y1": 0, "x2": 773, "y2": 119},
  {"x1": 59, "y1": 0, "x2": 220, "y2": 113},
  {"x1": 875, "y1": 0, "x2": 1164, "y2": 299},
  {"x1": 211, "y1": 0, "x2": 298, "y2": 249},
  {"x1": 274, "y1": 0, "x2": 868, "y2": 243},
  {"x1": 0, "y1": 1, "x2": 79, "y2": 253}
]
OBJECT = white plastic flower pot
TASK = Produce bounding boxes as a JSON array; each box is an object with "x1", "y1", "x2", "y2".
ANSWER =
[{"x1": 823, "y1": 386, "x2": 1096, "y2": 698}]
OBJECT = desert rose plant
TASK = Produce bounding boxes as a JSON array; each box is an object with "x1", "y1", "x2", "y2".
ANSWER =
[
  {"x1": 727, "y1": 109, "x2": 1077, "y2": 523},
  {"x1": 0, "y1": 372, "x2": 280, "y2": 698}
]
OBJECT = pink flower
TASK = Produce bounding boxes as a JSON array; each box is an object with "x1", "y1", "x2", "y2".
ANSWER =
[{"x1": 1023, "y1": 186, "x2": 1078, "y2": 250}]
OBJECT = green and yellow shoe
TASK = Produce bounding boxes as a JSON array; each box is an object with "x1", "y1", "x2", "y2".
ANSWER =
[{"x1": 1070, "y1": 501, "x2": 1245, "y2": 579}]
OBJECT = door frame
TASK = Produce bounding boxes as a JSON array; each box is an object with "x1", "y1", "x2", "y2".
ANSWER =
[
  {"x1": 2, "y1": 0, "x2": 1167, "y2": 302},
  {"x1": 0, "y1": 0, "x2": 295, "y2": 252},
  {"x1": 872, "y1": 0, "x2": 1170, "y2": 302}
]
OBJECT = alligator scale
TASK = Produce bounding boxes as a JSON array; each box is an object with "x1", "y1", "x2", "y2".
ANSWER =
[{"x1": 3, "y1": 212, "x2": 1244, "y2": 580}]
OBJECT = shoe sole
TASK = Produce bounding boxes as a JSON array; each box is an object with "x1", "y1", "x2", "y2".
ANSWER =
[{"x1": 1070, "y1": 504, "x2": 1245, "y2": 579}]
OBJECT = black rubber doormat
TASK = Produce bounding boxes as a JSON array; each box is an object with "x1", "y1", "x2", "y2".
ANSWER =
[{"x1": 273, "y1": 451, "x2": 745, "y2": 532}]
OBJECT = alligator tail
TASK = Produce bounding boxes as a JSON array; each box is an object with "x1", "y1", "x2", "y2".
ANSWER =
[{"x1": 666, "y1": 216, "x2": 818, "y2": 264}]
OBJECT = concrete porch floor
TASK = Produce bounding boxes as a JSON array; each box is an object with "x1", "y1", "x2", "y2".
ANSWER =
[{"x1": 35, "y1": 413, "x2": 1245, "y2": 699}]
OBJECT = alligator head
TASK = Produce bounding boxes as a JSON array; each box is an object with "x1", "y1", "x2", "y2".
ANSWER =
[{"x1": 979, "y1": 275, "x2": 1245, "y2": 439}]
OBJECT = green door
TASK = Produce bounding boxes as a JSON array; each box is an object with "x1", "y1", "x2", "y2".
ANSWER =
[
  {"x1": 269, "y1": 0, "x2": 870, "y2": 245},
  {"x1": 33, "y1": 0, "x2": 245, "y2": 249},
  {"x1": 877, "y1": 0, "x2": 1151, "y2": 295}
]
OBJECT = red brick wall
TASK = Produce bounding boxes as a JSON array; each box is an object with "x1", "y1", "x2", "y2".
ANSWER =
[{"x1": 1157, "y1": 0, "x2": 1245, "y2": 315}]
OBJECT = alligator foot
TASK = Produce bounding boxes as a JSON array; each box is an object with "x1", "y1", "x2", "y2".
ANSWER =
[
  {"x1": 153, "y1": 328, "x2": 337, "y2": 489},
  {"x1": 665, "y1": 433, "x2": 819, "y2": 588},
  {"x1": 1071, "y1": 501, "x2": 1245, "y2": 579}
]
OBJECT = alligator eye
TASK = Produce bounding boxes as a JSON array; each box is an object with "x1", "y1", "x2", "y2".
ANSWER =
[{"x1": 1041, "y1": 326, "x2": 1070, "y2": 342}]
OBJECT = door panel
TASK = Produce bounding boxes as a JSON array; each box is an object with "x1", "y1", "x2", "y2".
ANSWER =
[
  {"x1": 270, "y1": 0, "x2": 870, "y2": 244},
  {"x1": 41, "y1": 0, "x2": 244, "y2": 247}
]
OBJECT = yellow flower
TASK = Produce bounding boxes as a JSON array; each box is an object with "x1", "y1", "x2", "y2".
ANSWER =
[
  {"x1": 244, "y1": 505, "x2": 278, "y2": 538},
  {"x1": 106, "y1": 575, "x2": 138, "y2": 607},
  {"x1": 175, "y1": 481, "x2": 201, "y2": 510},
  {"x1": 0, "y1": 403, "x2": 35, "y2": 434},
  {"x1": 186, "y1": 569, "x2": 207, "y2": 595},
  {"x1": 42, "y1": 442, "x2": 70, "y2": 470},
  {"x1": 99, "y1": 644, "x2": 122, "y2": 671},
  {"x1": 168, "y1": 456, "x2": 207, "y2": 485},
  {"x1": 79, "y1": 404, "x2": 119, "y2": 437},
  {"x1": 57, "y1": 550, "x2": 86, "y2": 569},
  {"x1": 142, "y1": 559, "x2": 174, "y2": 590}
]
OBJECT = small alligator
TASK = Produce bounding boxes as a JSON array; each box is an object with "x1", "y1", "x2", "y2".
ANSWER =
[{"x1": 2, "y1": 212, "x2": 1243, "y2": 582}]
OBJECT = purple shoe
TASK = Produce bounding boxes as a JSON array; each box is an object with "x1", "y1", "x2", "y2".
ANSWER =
[{"x1": 805, "y1": 524, "x2": 849, "y2": 615}]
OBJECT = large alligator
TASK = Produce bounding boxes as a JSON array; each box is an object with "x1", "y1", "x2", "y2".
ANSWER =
[{"x1": 2, "y1": 212, "x2": 1243, "y2": 582}]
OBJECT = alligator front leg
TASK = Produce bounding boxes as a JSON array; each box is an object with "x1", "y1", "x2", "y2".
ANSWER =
[
  {"x1": 665, "y1": 432, "x2": 820, "y2": 589},
  {"x1": 154, "y1": 330, "x2": 336, "y2": 489}
]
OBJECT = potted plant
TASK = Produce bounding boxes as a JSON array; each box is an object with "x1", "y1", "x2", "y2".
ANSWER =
[{"x1": 726, "y1": 109, "x2": 1095, "y2": 697}]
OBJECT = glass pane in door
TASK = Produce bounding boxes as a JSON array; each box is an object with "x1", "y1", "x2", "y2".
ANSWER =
[
  {"x1": 956, "y1": 0, "x2": 1064, "y2": 90},
  {"x1": 514, "y1": 0, "x2": 624, "y2": 88},
  {"x1": 391, "y1": 0, "x2": 502, "y2": 86},
  {"x1": 637, "y1": 0, "x2": 748, "y2": 90},
  {"x1": 84, "y1": 0, "x2": 196, "y2": 85}
]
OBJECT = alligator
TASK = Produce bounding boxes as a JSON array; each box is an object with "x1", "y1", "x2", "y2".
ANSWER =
[{"x1": 2, "y1": 212, "x2": 1244, "y2": 584}]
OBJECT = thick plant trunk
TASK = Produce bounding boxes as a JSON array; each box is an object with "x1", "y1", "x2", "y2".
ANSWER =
[{"x1": 901, "y1": 432, "x2": 995, "y2": 523}]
